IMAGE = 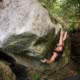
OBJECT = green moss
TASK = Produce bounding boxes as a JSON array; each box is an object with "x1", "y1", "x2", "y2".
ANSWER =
[{"x1": 0, "y1": 61, "x2": 16, "y2": 80}]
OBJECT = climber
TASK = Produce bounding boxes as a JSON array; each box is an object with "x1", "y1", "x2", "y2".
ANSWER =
[{"x1": 41, "y1": 30, "x2": 68, "y2": 64}]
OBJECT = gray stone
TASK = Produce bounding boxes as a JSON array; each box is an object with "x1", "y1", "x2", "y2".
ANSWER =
[{"x1": 0, "y1": 0, "x2": 70, "y2": 80}]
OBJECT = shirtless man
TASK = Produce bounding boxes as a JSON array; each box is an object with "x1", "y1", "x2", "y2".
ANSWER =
[{"x1": 41, "y1": 30, "x2": 68, "y2": 64}]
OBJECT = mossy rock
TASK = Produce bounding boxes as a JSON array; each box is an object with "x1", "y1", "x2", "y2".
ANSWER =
[{"x1": 0, "y1": 61, "x2": 16, "y2": 80}]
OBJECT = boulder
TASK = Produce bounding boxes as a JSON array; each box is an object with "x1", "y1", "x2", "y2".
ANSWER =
[
  {"x1": 0, "y1": 61, "x2": 16, "y2": 80},
  {"x1": 0, "y1": 0, "x2": 70, "y2": 79}
]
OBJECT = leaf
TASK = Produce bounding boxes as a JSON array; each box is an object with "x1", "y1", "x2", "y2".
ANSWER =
[{"x1": 33, "y1": 73, "x2": 40, "y2": 80}]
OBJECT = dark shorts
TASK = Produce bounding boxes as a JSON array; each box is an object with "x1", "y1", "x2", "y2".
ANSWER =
[{"x1": 55, "y1": 50, "x2": 63, "y2": 61}]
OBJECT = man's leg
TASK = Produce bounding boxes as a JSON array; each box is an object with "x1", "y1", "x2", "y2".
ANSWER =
[
  {"x1": 63, "y1": 32, "x2": 67, "y2": 41},
  {"x1": 54, "y1": 30, "x2": 64, "y2": 51}
]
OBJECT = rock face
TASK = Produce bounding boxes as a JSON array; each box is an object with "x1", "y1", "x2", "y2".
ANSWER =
[
  {"x1": 0, "y1": 0, "x2": 70, "y2": 80},
  {"x1": 69, "y1": 29, "x2": 80, "y2": 63},
  {"x1": 0, "y1": 61, "x2": 16, "y2": 80}
]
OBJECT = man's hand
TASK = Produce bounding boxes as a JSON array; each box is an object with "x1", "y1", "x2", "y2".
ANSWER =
[{"x1": 40, "y1": 59, "x2": 47, "y2": 63}]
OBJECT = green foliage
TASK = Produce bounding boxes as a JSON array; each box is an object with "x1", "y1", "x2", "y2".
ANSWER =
[
  {"x1": 33, "y1": 73, "x2": 40, "y2": 80},
  {"x1": 69, "y1": 23, "x2": 75, "y2": 32},
  {"x1": 39, "y1": 0, "x2": 61, "y2": 16},
  {"x1": 39, "y1": 0, "x2": 80, "y2": 30}
]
